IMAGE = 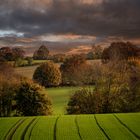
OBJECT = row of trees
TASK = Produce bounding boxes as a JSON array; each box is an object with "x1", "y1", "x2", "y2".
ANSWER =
[
  {"x1": 32, "y1": 55, "x2": 94, "y2": 87},
  {"x1": 32, "y1": 42, "x2": 140, "y2": 88},
  {"x1": 0, "y1": 41, "x2": 140, "y2": 116},
  {"x1": 0, "y1": 47, "x2": 25, "y2": 61},
  {"x1": 0, "y1": 44, "x2": 103, "y2": 67}
]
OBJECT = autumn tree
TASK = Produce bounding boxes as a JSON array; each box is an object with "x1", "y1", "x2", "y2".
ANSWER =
[
  {"x1": 102, "y1": 42, "x2": 140, "y2": 63},
  {"x1": 60, "y1": 55, "x2": 89, "y2": 85},
  {"x1": 33, "y1": 45, "x2": 49, "y2": 60},
  {"x1": 33, "y1": 61, "x2": 61, "y2": 87},
  {"x1": 16, "y1": 80, "x2": 52, "y2": 116}
]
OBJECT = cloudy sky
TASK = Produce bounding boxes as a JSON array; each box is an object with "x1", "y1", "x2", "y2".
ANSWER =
[{"x1": 0, "y1": 0, "x2": 140, "y2": 54}]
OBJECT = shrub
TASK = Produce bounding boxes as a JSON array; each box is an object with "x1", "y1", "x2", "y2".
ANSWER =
[
  {"x1": 33, "y1": 61, "x2": 61, "y2": 87},
  {"x1": 16, "y1": 80, "x2": 52, "y2": 116}
]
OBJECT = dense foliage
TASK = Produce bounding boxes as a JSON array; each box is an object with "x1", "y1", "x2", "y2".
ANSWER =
[
  {"x1": 60, "y1": 55, "x2": 91, "y2": 85},
  {"x1": 0, "y1": 62, "x2": 52, "y2": 116},
  {"x1": 33, "y1": 61, "x2": 62, "y2": 87},
  {"x1": 102, "y1": 42, "x2": 140, "y2": 63},
  {"x1": 33, "y1": 45, "x2": 49, "y2": 60},
  {"x1": 16, "y1": 81, "x2": 52, "y2": 116},
  {"x1": 0, "y1": 47, "x2": 25, "y2": 61},
  {"x1": 67, "y1": 42, "x2": 140, "y2": 114}
]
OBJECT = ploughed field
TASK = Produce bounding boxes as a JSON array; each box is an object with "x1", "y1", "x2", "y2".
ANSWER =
[{"x1": 0, "y1": 113, "x2": 140, "y2": 140}]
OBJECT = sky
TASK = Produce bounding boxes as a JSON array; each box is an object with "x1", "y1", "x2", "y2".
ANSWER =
[{"x1": 0, "y1": 0, "x2": 140, "y2": 54}]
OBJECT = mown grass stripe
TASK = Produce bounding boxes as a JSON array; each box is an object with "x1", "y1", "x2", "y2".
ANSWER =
[
  {"x1": 21, "y1": 118, "x2": 36, "y2": 140},
  {"x1": 54, "y1": 116, "x2": 59, "y2": 140},
  {"x1": 0, "y1": 118, "x2": 21, "y2": 140},
  {"x1": 95, "y1": 114, "x2": 137, "y2": 140},
  {"x1": 11, "y1": 118, "x2": 35, "y2": 140},
  {"x1": 75, "y1": 116, "x2": 83, "y2": 140},
  {"x1": 76, "y1": 115, "x2": 108, "y2": 140},
  {"x1": 30, "y1": 116, "x2": 57, "y2": 140},
  {"x1": 56, "y1": 115, "x2": 81, "y2": 140},
  {"x1": 27, "y1": 118, "x2": 40, "y2": 140},
  {"x1": 4, "y1": 118, "x2": 26, "y2": 140},
  {"x1": 113, "y1": 114, "x2": 140, "y2": 139},
  {"x1": 94, "y1": 115, "x2": 110, "y2": 140}
]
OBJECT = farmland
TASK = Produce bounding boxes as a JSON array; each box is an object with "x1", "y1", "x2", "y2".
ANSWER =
[{"x1": 0, "y1": 113, "x2": 140, "y2": 140}]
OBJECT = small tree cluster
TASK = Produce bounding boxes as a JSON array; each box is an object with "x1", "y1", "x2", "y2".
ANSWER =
[
  {"x1": 0, "y1": 62, "x2": 52, "y2": 116},
  {"x1": 87, "y1": 45, "x2": 103, "y2": 60},
  {"x1": 102, "y1": 42, "x2": 140, "y2": 63},
  {"x1": 0, "y1": 47, "x2": 25, "y2": 61}
]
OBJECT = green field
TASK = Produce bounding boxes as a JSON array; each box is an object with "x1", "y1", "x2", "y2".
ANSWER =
[
  {"x1": 0, "y1": 113, "x2": 140, "y2": 140},
  {"x1": 45, "y1": 87, "x2": 83, "y2": 115}
]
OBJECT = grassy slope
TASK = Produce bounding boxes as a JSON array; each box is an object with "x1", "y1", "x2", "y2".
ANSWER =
[
  {"x1": 44, "y1": 87, "x2": 81, "y2": 115},
  {"x1": 0, "y1": 113, "x2": 140, "y2": 140}
]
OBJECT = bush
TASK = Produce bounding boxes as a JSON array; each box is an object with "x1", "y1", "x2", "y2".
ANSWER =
[
  {"x1": 67, "y1": 87, "x2": 140, "y2": 114},
  {"x1": 16, "y1": 80, "x2": 52, "y2": 116},
  {"x1": 67, "y1": 89, "x2": 102, "y2": 114},
  {"x1": 33, "y1": 61, "x2": 61, "y2": 87}
]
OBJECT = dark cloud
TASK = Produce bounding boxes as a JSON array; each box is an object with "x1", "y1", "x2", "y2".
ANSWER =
[{"x1": 0, "y1": 0, "x2": 140, "y2": 39}]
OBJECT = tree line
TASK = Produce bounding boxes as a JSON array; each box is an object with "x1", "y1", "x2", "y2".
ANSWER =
[{"x1": 0, "y1": 41, "x2": 140, "y2": 116}]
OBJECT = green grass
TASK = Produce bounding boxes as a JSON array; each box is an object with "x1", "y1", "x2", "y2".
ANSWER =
[
  {"x1": 115, "y1": 113, "x2": 140, "y2": 138},
  {"x1": 32, "y1": 60, "x2": 48, "y2": 65},
  {"x1": 76, "y1": 115, "x2": 107, "y2": 140},
  {"x1": 0, "y1": 117, "x2": 21, "y2": 140},
  {"x1": 95, "y1": 114, "x2": 138, "y2": 140},
  {"x1": 56, "y1": 115, "x2": 80, "y2": 140},
  {"x1": 12, "y1": 117, "x2": 35, "y2": 140},
  {"x1": 29, "y1": 116, "x2": 58, "y2": 140},
  {"x1": 44, "y1": 87, "x2": 81, "y2": 115},
  {"x1": 0, "y1": 113, "x2": 140, "y2": 140}
]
